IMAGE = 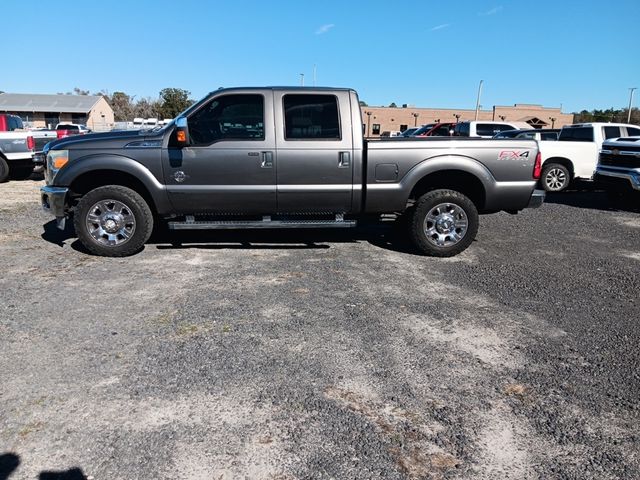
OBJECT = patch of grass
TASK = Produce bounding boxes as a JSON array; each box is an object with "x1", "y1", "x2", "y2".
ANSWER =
[
  {"x1": 504, "y1": 383, "x2": 528, "y2": 397},
  {"x1": 18, "y1": 421, "x2": 44, "y2": 438},
  {"x1": 176, "y1": 324, "x2": 200, "y2": 336},
  {"x1": 222, "y1": 324, "x2": 231, "y2": 333}
]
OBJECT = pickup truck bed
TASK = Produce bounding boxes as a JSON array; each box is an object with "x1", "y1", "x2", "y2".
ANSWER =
[{"x1": 40, "y1": 87, "x2": 544, "y2": 257}]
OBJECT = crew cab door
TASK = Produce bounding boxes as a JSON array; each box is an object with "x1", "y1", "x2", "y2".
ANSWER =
[
  {"x1": 273, "y1": 91, "x2": 354, "y2": 213},
  {"x1": 163, "y1": 91, "x2": 276, "y2": 214}
]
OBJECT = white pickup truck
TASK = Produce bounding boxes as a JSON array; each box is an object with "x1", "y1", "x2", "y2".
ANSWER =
[{"x1": 538, "y1": 122, "x2": 640, "y2": 192}]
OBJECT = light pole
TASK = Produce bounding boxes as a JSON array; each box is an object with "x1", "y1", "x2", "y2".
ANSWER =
[
  {"x1": 300, "y1": 73, "x2": 305, "y2": 86},
  {"x1": 549, "y1": 117, "x2": 556, "y2": 128},
  {"x1": 365, "y1": 111, "x2": 372, "y2": 137},
  {"x1": 453, "y1": 113, "x2": 461, "y2": 123},
  {"x1": 412, "y1": 112, "x2": 419, "y2": 126},
  {"x1": 498, "y1": 115, "x2": 506, "y2": 121},
  {"x1": 474, "y1": 80, "x2": 483, "y2": 121},
  {"x1": 628, "y1": 87, "x2": 637, "y2": 123}
]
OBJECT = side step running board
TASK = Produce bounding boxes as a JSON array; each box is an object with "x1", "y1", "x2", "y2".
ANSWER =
[{"x1": 168, "y1": 215, "x2": 357, "y2": 230}]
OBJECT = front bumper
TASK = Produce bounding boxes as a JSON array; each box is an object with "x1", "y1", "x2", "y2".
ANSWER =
[
  {"x1": 595, "y1": 167, "x2": 640, "y2": 191},
  {"x1": 41, "y1": 186, "x2": 69, "y2": 229},
  {"x1": 527, "y1": 189, "x2": 545, "y2": 208}
]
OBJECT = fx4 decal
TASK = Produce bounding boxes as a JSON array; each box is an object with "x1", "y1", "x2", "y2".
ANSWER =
[{"x1": 498, "y1": 150, "x2": 530, "y2": 161}]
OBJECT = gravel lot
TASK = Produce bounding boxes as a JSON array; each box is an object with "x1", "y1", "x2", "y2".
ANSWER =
[{"x1": 1, "y1": 178, "x2": 639, "y2": 479}]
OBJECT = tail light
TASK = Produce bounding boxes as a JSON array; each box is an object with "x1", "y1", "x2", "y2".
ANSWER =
[
  {"x1": 27, "y1": 135, "x2": 35, "y2": 150},
  {"x1": 533, "y1": 152, "x2": 542, "y2": 180},
  {"x1": 57, "y1": 130, "x2": 67, "y2": 139}
]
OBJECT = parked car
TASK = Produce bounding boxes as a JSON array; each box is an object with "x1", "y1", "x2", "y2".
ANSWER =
[
  {"x1": 40, "y1": 86, "x2": 544, "y2": 258},
  {"x1": 0, "y1": 130, "x2": 35, "y2": 182},
  {"x1": 414, "y1": 122, "x2": 456, "y2": 137},
  {"x1": 380, "y1": 130, "x2": 403, "y2": 137},
  {"x1": 594, "y1": 136, "x2": 640, "y2": 201},
  {"x1": 400, "y1": 127, "x2": 421, "y2": 137},
  {"x1": 537, "y1": 123, "x2": 640, "y2": 192},
  {"x1": 494, "y1": 129, "x2": 560, "y2": 141},
  {"x1": 56, "y1": 123, "x2": 91, "y2": 139},
  {"x1": 454, "y1": 121, "x2": 529, "y2": 138},
  {"x1": 0, "y1": 114, "x2": 25, "y2": 132}
]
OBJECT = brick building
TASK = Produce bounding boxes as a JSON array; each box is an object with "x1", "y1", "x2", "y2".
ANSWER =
[
  {"x1": 360, "y1": 103, "x2": 574, "y2": 137},
  {"x1": 0, "y1": 93, "x2": 114, "y2": 131}
]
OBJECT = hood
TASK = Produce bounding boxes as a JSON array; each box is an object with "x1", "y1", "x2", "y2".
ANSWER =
[{"x1": 47, "y1": 129, "x2": 165, "y2": 151}]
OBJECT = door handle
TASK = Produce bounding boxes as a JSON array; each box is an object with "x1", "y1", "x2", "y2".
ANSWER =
[
  {"x1": 261, "y1": 151, "x2": 273, "y2": 168},
  {"x1": 339, "y1": 151, "x2": 351, "y2": 168}
]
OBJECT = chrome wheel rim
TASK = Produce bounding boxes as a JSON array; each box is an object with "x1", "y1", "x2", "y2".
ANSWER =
[
  {"x1": 85, "y1": 199, "x2": 136, "y2": 246},
  {"x1": 545, "y1": 168, "x2": 567, "y2": 191},
  {"x1": 424, "y1": 203, "x2": 468, "y2": 247}
]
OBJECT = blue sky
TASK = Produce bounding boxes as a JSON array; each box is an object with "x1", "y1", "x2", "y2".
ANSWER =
[{"x1": 3, "y1": 0, "x2": 639, "y2": 113}]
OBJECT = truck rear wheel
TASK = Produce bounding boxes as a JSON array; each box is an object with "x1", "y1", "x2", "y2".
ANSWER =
[
  {"x1": 73, "y1": 185, "x2": 154, "y2": 257},
  {"x1": 409, "y1": 189, "x2": 479, "y2": 257},
  {"x1": 541, "y1": 163, "x2": 570, "y2": 192},
  {"x1": 0, "y1": 157, "x2": 9, "y2": 183}
]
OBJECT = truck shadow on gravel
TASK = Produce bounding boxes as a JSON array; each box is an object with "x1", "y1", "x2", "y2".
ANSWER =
[
  {"x1": 41, "y1": 219, "x2": 421, "y2": 256},
  {"x1": 545, "y1": 190, "x2": 640, "y2": 214},
  {"x1": 0, "y1": 453, "x2": 87, "y2": 480},
  {"x1": 151, "y1": 221, "x2": 419, "y2": 255}
]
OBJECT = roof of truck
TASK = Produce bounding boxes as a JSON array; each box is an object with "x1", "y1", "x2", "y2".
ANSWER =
[{"x1": 208, "y1": 86, "x2": 356, "y2": 95}]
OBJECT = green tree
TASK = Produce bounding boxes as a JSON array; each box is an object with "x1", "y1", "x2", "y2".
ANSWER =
[
  {"x1": 388, "y1": 102, "x2": 397, "y2": 108},
  {"x1": 106, "y1": 91, "x2": 135, "y2": 122},
  {"x1": 133, "y1": 97, "x2": 161, "y2": 119},
  {"x1": 359, "y1": 100, "x2": 368, "y2": 107},
  {"x1": 158, "y1": 88, "x2": 193, "y2": 119}
]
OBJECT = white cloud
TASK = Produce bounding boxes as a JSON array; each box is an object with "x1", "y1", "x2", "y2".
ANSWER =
[
  {"x1": 430, "y1": 23, "x2": 451, "y2": 31},
  {"x1": 315, "y1": 24, "x2": 335, "y2": 35},
  {"x1": 479, "y1": 6, "x2": 503, "y2": 15}
]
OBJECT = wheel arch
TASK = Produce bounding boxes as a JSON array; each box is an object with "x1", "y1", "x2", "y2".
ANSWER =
[
  {"x1": 68, "y1": 169, "x2": 158, "y2": 214},
  {"x1": 542, "y1": 157, "x2": 574, "y2": 178},
  {"x1": 408, "y1": 169, "x2": 487, "y2": 211},
  {"x1": 56, "y1": 154, "x2": 171, "y2": 214}
]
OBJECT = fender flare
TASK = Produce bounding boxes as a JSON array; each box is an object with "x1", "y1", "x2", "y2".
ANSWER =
[{"x1": 55, "y1": 154, "x2": 171, "y2": 213}]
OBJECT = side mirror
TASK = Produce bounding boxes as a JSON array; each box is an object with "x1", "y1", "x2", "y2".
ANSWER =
[{"x1": 175, "y1": 116, "x2": 190, "y2": 147}]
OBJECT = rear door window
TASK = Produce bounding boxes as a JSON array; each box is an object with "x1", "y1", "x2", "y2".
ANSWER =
[
  {"x1": 625, "y1": 126, "x2": 640, "y2": 136},
  {"x1": 559, "y1": 127, "x2": 594, "y2": 142},
  {"x1": 603, "y1": 126, "x2": 622, "y2": 139},
  {"x1": 283, "y1": 94, "x2": 340, "y2": 140}
]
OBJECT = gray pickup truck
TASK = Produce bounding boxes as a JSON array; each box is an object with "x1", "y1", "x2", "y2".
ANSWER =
[{"x1": 40, "y1": 87, "x2": 544, "y2": 257}]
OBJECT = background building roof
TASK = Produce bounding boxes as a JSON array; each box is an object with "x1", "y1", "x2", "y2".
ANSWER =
[{"x1": 0, "y1": 93, "x2": 103, "y2": 113}]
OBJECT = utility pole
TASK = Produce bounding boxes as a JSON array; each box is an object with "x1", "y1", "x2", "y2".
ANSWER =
[
  {"x1": 474, "y1": 80, "x2": 483, "y2": 121},
  {"x1": 300, "y1": 73, "x2": 305, "y2": 86},
  {"x1": 628, "y1": 88, "x2": 637, "y2": 123}
]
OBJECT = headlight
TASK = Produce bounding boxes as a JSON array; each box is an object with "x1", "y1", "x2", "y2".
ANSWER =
[{"x1": 47, "y1": 150, "x2": 69, "y2": 177}]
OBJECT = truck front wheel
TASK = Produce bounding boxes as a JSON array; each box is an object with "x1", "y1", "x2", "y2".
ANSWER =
[
  {"x1": 408, "y1": 189, "x2": 479, "y2": 257},
  {"x1": 73, "y1": 185, "x2": 154, "y2": 257}
]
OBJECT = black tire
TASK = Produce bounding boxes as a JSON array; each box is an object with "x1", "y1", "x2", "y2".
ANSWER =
[
  {"x1": 408, "y1": 189, "x2": 479, "y2": 257},
  {"x1": 73, "y1": 185, "x2": 154, "y2": 257},
  {"x1": 9, "y1": 167, "x2": 34, "y2": 180},
  {"x1": 0, "y1": 157, "x2": 9, "y2": 183},
  {"x1": 541, "y1": 163, "x2": 571, "y2": 192}
]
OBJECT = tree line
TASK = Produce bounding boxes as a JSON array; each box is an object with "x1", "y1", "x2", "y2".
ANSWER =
[
  {"x1": 57, "y1": 87, "x2": 195, "y2": 121},
  {"x1": 14, "y1": 87, "x2": 639, "y2": 125},
  {"x1": 573, "y1": 107, "x2": 639, "y2": 125}
]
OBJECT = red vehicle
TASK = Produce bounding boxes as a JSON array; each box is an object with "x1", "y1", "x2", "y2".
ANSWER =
[
  {"x1": 0, "y1": 114, "x2": 24, "y2": 132},
  {"x1": 413, "y1": 122, "x2": 456, "y2": 137}
]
